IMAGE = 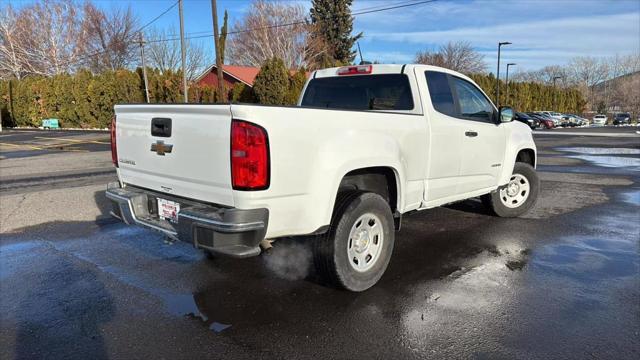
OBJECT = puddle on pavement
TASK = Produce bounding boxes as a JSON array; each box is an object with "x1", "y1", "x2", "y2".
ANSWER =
[
  {"x1": 163, "y1": 294, "x2": 207, "y2": 321},
  {"x1": 566, "y1": 155, "x2": 640, "y2": 170},
  {"x1": 557, "y1": 147, "x2": 640, "y2": 155},
  {"x1": 552, "y1": 147, "x2": 640, "y2": 172},
  {"x1": 209, "y1": 322, "x2": 232, "y2": 333},
  {"x1": 620, "y1": 189, "x2": 640, "y2": 205}
]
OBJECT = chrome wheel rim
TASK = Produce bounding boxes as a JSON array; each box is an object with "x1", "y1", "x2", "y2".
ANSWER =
[
  {"x1": 347, "y1": 213, "x2": 384, "y2": 272},
  {"x1": 500, "y1": 173, "x2": 530, "y2": 209}
]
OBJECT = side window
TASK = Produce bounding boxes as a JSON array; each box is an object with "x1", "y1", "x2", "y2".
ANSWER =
[
  {"x1": 451, "y1": 77, "x2": 494, "y2": 122},
  {"x1": 425, "y1": 71, "x2": 455, "y2": 117}
]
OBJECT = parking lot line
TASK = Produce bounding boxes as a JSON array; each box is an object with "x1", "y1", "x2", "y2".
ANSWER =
[
  {"x1": 0, "y1": 141, "x2": 88, "y2": 152},
  {"x1": 0, "y1": 141, "x2": 46, "y2": 151},
  {"x1": 34, "y1": 136, "x2": 110, "y2": 145}
]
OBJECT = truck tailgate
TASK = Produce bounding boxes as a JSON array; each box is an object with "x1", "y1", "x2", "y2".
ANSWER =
[{"x1": 114, "y1": 104, "x2": 234, "y2": 206}]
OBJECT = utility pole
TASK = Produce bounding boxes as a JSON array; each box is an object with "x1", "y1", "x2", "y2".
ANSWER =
[
  {"x1": 357, "y1": 42, "x2": 364, "y2": 64},
  {"x1": 178, "y1": 0, "x2": 188, "y2": 103},
  {"x1": 495, "y1": 41, "x2": 511, "y2": 108},
  {"x1": 211, "y1": 0, "x2": 226, "y2": 102},
  {"x1": 138, "y1": 33, "x2": 150, "y2": 103},
  {"x1": 505, "y1": 63, "x2": 516, "y2": 104}
]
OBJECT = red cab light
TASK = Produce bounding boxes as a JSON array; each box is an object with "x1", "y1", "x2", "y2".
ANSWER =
[
  {"x1": 110, "y1": 115, "x2": 118, "y2": 167},
  {"x1": 231, "y1": 120, "x2": 269, "y2": 190},
  {"x1": 337, "y1": 65, "x2": 372, "y2": 76}
]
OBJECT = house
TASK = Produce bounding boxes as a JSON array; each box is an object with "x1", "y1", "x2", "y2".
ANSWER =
[
  {"x1": 195, "y1": 64, "x2": 261, "y2": 88},
  {"x1": 195, "y1": 64, "x2": 307, "y2": 88}
]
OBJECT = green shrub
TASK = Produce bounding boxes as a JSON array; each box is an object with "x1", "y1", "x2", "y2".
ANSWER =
[
  {"x1": 286, "y1": 68, "x2": 308, "y2": 105},
  {"x1": 253, "y1": 57, "x2": 289, "y2": 105}
]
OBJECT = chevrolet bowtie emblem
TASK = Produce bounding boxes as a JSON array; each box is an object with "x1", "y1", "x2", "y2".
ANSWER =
[{"x1": 150, "y1": 140, "x2": 173, "y2": 156}]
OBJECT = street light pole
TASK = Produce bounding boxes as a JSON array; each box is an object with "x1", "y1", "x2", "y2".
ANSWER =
[
  {"x1": 505, "y1": 63, "x2": 516, "y2": 104},
  {"x1": 178, "y1": 0, "x2": 188, "y2": 103},
  {"x1": 553, "y1": 76, "x2": 563, "y2": 110},
  {"x1": 495, "y1": 41, "x2": 511, "y2": 108}
]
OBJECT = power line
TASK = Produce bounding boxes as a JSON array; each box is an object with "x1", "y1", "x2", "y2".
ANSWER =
[
  {"x1": 57, "y1": 0, "x2": 438, "y2": 67},
  {"x1": 143, "y1": 0, "x2": 438, "y2": 44},
  {"x1": 354, "y1": 0, "x2": 436, "y2": 16},
  {"x1": 138, "y1": 0, "x2": 179, "y2": 33},
  {"x1": 56, "y1": 1, "x2": 180, "y2": 68},
  {"x1": 153, "y1": 0, "x2": 423, "y2": 40}
]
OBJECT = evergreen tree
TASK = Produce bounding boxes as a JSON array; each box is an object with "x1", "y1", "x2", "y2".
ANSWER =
[
  {"x1": 230, "y1": 83, "x2": 255, "y2": 103},
  {"x1": 253, "y1": 57, "x2": 289, "y2": 105},
  {"x1": 309, "y1": 0, "x2": 362, "y2": 65},
  {"x1": 285, "y1": 68, "x2": 308, "y2": 105},
  {"x1": 219, "y1": 10, "x2": 228, "y2": 64}
]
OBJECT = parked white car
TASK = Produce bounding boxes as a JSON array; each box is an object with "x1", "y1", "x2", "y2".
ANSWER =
[
  {"x1": 106, "y1": 64, "x2": 539, "y2": 291},
  {"x1": 592, "y1": 114, "x2": 608, "y2": 126}
]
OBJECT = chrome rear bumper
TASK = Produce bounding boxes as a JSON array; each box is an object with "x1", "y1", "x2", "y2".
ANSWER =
[{"x1": 106, "y1": 182, "x2": 268, "y2": 258}]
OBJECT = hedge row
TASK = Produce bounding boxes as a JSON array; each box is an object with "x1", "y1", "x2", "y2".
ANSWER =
[
  {"x1": 469, "y1": 73, "x2": 586, "y2": 114},
  {"x1": 0, "y1": 67, "x2": 585, "y2": 129},
  {"x1": 0, "y1": 68, "x2": 258, "y2": 128}
]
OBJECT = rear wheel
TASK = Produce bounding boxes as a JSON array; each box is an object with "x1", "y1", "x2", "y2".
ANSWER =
[
  {"x1": 481, "y1": 162, "x2": 539, "y2": 217},
  {"x1": 313, "y1": 191, "x2": 395, "y2": 292}
]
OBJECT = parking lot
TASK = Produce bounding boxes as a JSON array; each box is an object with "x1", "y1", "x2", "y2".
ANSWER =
[{"x1": 1, "y1": 128, "x2": 639, "y2": 359}]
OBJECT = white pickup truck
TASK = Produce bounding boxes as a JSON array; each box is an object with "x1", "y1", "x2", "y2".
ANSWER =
[{"x1": 106, "y1": 64, "x2": 538, "y2": 291}]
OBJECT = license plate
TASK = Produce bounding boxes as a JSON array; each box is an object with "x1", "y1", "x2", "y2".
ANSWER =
[{"x1": 158, "y1": 198, "x2": 180, "y2": 223}]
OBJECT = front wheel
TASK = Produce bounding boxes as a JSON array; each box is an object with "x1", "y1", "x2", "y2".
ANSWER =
[
  {"x1": 481, "y1": 162, "x2": 540, "y2": 217},
  {"x1": 313, "y1": 191, "x2": 395, "y2": 292}
]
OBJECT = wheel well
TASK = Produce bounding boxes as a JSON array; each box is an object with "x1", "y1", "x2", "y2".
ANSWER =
[
  {"x1": 516, "y1": 149, "x2": 535, "y2": 167},
  {"x1": 338, "y1": 167, "x2": 398, "y2": 214}
]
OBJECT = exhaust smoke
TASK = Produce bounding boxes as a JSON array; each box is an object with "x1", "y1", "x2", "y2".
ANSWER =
[{"x1": 263, "y1": 238, "x2": 312, "y2": 281}]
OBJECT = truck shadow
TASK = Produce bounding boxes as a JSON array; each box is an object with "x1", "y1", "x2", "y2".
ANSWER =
[{"x1": 93, "y1": 188, "x2": 119, "y2": 227}]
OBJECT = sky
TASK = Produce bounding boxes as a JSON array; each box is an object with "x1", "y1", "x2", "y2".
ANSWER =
[{"x1": 10, "y1": 0, "x2": 640, "y2": 76}]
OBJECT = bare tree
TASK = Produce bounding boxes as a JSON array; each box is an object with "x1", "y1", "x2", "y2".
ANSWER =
[
  {"x1": 0, "y1": 0, "x2": 87, "y2": 78},
  {"x1": 415, "y1": 41, "x2": 486, "y2": 74},
  {"x1": 567, "y1": 56, "x2": 609, "y2": 88},
  {"x1": 145, "y1": 27, "x2": 210, "y2": 81},
  {"x1": 615, "y1": 74, "x2": 640, "y2": 116},
  {"x1": 303, "y1": 23, "x2": 333, "y2": 70},
  {"x1": 83, "y1": 3, "x2": 138, "y2": 72},
  {"x1": 516, "y1": 65, "x2": 568, "y2": 85},
  {"x1": 565, "y1": 56, "x2": 610, "y2": 109},
  {"x1": 0, "y1": 5, "x2": 30, "y2": 79},
  {"x1": 226, "y1": 0, "x2": 322, "y2": 69}
]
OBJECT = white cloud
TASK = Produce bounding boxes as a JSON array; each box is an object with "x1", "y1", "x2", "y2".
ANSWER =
[
  {"x1": 364, "y1": 12, "x2": 640, "y2": 68},
  {"x1": 362, "y1": 50, "x2": 415, "y2": 63}
]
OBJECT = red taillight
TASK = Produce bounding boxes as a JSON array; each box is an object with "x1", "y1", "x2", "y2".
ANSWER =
[
  {"x1": 337, "y1": 65, "x2": 372, "y2": 76},
  {"x1": 231, "y1": 120, "x2": 269, "y2": 190},
  {"x1": 110, "y1": 115, "x2": 118, "y2": 167}
]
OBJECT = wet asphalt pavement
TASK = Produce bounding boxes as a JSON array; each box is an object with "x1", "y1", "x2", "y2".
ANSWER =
[{"x1": 1, "y1": 128, "x2": 639, "y2": 359}]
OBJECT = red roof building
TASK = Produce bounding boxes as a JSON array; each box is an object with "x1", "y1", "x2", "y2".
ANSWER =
[
  {"x1": 195, "y1": 64, "x2": 261, "y2": 88},
  {"x1": 195, "y1": 64, "x2": 306, "y2": 88}
]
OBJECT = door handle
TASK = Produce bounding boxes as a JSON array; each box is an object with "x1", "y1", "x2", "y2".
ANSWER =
[
  {"x1": 151, "y1": 118, "x2": 172, "y2": 137},
  {"x1": 465, "y1": 131, "x2": 478, "y2": 137}
]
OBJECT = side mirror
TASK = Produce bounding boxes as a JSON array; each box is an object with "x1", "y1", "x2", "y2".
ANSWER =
[{"x1": 499, "y1": 106, "x2": 514, "y2": 123}]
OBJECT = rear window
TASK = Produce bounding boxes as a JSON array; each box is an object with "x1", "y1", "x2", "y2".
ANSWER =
[{"x1": 300, "y1": 74, "x2": 414, "y2": 111}]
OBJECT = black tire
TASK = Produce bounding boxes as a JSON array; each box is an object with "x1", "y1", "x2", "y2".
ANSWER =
[
  {"x1": 482, "y1": 162, "x2": 539, "y2": 218},
  {"x1": 313, "y1": 191, "x2": 395, "y2": 292}
]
